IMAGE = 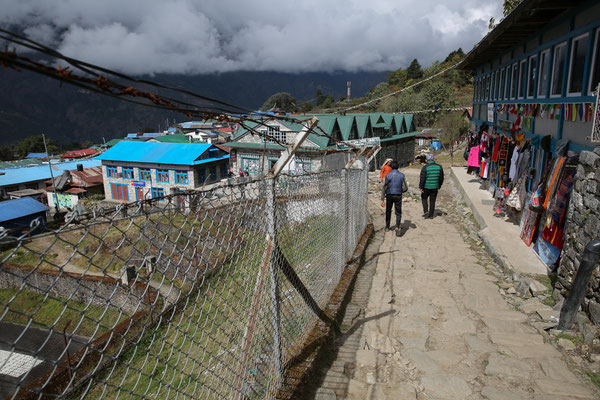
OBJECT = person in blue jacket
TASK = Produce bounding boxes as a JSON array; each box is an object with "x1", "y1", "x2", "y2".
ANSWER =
[{"x1": 380, "y1": 161, "x2": 408, "y2": 231}]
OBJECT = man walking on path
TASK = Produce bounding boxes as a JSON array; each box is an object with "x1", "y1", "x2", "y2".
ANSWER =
[
  {"x1": 380, "y1": 158, "x2": 393, "y2": 182},
  {"x1": 381, "y1": 161, "x2": 408, "y2": 231},
  {"x1": 419, "y1": 153, "x2": 444, "y2": 219}
]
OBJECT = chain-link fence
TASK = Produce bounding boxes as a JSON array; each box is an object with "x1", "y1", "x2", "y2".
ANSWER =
[{"x1": 0, "y1": 166, "x2": 368, "y2": 399}]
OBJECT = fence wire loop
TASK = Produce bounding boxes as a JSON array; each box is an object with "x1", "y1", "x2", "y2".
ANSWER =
[{"x1": 0, "y1": 166, "x2": 368, "y2": 399}]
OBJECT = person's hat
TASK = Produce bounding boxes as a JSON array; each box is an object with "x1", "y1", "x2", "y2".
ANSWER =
[
  {"x1": 426, "y1": 154, "x2": 434, "y2": 161},
  {"x1": 384, "y1": 158, "x2": 393, "y2": 163}
]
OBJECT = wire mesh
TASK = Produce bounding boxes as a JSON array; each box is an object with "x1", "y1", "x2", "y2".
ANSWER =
[
  {"x1": 0, "y1": 167, "x2": 368, "y2": 399},
  {"x1": 592, "y1": 85, "x2": 600, "y2": 143}
]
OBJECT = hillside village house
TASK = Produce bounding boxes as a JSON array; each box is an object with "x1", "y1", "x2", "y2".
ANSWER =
[
  {"x1": 96, "y1": 141, "x2": 229, "y2": 202},
  {"x1": 462, "y1": 0, "x2": 600, "y2": 152},
  {"x1": 0, "y1": 159, "x2": 101, "y2": 201},
  {"x1": 223, "y1": 113, "x2": 418, "y2": 174},
  {"x1": 43, "y1": 165, "x2": 104, "y2": 211},
  {"x1": 459, "y1": 0, "x2": 600, "y2": 322}
]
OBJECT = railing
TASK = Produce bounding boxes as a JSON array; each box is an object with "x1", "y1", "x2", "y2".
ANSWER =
[{"x1": 0, "y1": 167, "x2": 368, "y2": 399}]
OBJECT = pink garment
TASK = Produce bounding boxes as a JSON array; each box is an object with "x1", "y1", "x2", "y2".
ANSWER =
[{"x1": 467, "y1": 146, "x2": 480, "y2": 167}]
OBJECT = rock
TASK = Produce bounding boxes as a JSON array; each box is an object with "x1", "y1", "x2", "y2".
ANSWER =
[
  {"x1": 516, "y1": 281, "x2": 532, "y2": 298},
  {"x1": 589, "y1": 302, "x2": 600, "y2": 325},
  {"x1": 552, "y1": 298, "x2": 564, "y2": 311},
  {"x1": 498, "y1": 282, "x2": 512, "y2": 290},
  {"x1": 534, "y1": 378, "x2": 594, "y2": 398},
  {"x1": 529, "y1": 280, "x2": 549, "y2": 297},
  {"x1": 579, "y1": 150, "x2": 600, "y2": 168},
  {"x1": 482, "y1": 386, "x2": 522, "y2": 400},
  {"x1": 371, "y1": 383, "x2": 416, "y2": 399},
  {"x1": 485, "y1": 353, "x2": 533, "y2": 378},
  {"x1": 420, "y1": 374, "x2": 472, "y2": 400},
  {"x1": 499, "y1": 289, "x2": 506, "y2": 296},
  {"x1": 347, "y1": 379, "x2": 368, "y2": 398},
  {"x1": 315, "y1": 388, "x2": 337, "y2": 400},
  {"x1": 591, "y1": 354, "x2": 600, "y2": 362},
  {"x1": 536, "y1": 307, "x2": 559, "y2": 324},
  {"x1": 582, "y1": 323, "x2": 599, "y2": 343},
  {"x1": 519, "y1": 298, "x2": 545, "y2": 314},
  {"x1": 507, "y1": 287, "x2": 517, "y2": 294},
  {"x1": 557, "y1": 338, "x2": 576, "y2": 351}
]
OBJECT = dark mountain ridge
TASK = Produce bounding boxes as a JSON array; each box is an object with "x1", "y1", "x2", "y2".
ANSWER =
[{"x1": 0, "y1": 69, "x2": 387, "y2": 146}]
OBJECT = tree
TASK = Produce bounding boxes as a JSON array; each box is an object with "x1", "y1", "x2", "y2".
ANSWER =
[
  {"x1": 15, "y1": 135, "x2": 59, "y2": 158},
  {"x1": 438, "y1": 112, "x2": 469, "y2": 166},
  {"x1": 261, "y1": 92, "x2": 298, "y2": 112},
  {"x1": 406, "y1": 59, "x2": 424, "y2": 80},
  {"x1": 0, "y1": 146, "x2": 16, "y2": 161},
  {"x1": 387, "y1": 68, "x2": 408, "y2": 88},
  {"x1": 489, "y1": 0, "x2": 522, "y2": 29},
  {"x1": 420, "y1": 80, "x2": 457, "y2": 126},
  {"x1": 299, "y1": 101, "x2": 314, "y2": 113}
]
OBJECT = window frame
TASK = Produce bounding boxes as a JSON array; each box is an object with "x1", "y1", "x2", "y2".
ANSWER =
[
  {"x1": 486, "y1": 75, "x2": 491, "y2": 100},
  {"x1": 498, "y1": 68, "x2": 505, "y2": 100},
  {"x1": 518, "y1": 59, "x2": 527, "y2": 99},
  {"x1": 550, "y1": 41, "x2": 567, "y2": 98},
  {"x1": 122, "y1": 166, "x2": 134, "y2": 180},
  {"x1": 527, "y1": 54, "x2": 537, "y2": 98},
  {"x1": 511, "y1": 63, "x2": 518, "y2": 99},
  {"x1": 174, "y1": 170, "x2": 189, "y2": 185},
  {"x1": 567, "y1": 32, "x2": 590, "y2": 96},
  {"x1": 588, "y1": 29, "x2": 600, "y2": 95},
  {"x1": 156, "y1": 169, "x2": 169, "y2": 183},
  {"x1": 138, "y1": 168, "x2": 151, "y2": 181},
  {"x1": 537, "y1": 49, "x2": 550, "y2": 98},
  {"x1": 106, "y1": 165, "x2": 118, "y2": 179},
  {"x1": 504, "y1": 66, "x2": 511, "y2": 100},
  {"x1": 151, "y1": 187, "x2": 164, "y2": 199}
]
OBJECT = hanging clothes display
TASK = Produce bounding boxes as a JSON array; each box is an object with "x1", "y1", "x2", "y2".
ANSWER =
[
  {"x1": 541, "y1": 155, "x2": 579, "y2": 248},
  {"x1": 467, "y1": 146, "x2": 480, "y2": 174},
  {"x1": 506, "y1": 173, "x2": 527, "y2": 211},
  {"x1": 542, "y1": 157, "x2": 566, "y2": 210}
]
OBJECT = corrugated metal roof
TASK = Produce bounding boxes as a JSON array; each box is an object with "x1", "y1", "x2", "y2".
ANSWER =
[
  {"x1": 26, "y1": 153, "x2": 48, "y2": 159},
  {"x1": 96, "y1": 141, "x2": 225, "y2": 165},
  {"x1": 60, "y1": 148, "x2": 98, "y2": 158},
  {"x1": 0, "y1": 197, "x2": 49, "y2": 222},
  {"x1": 0, "y1": 159, "x2": 101, "y2": 187}
]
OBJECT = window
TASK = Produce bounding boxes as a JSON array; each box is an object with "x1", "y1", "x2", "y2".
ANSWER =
[
  {"x1": 538, "y1": 49, "x2": 550, "y2": 97},
  {"x1": 568, "y1": 33, "x2": 589, "y2": 95},
  {"x1": 551, "y1": 42, "x2": 567, "y2": 96},
  {"x1": 295, "y1": 158, "x2": 311, "y2": 174},
  {"x1": 504, "y1": 66, "x2": 511, "y2": 99},
  {"x1": 209, "y1": 166, "x2": 217, "y2": 182},
  {"x1": 499, "y1": 69, "x2": 505, "y2": 100},
  {"x1": 241, "y1": 157, "x2": 260, "y2": 174},
  {"x1": 589, "y1": 30, "x2": 600, "y2": 94},
  {"x1": 262, "y1": 125, "x2": 286, "y2": 143},
  {"x1": 174, "y1": 170, "x2": 189, "y2": 185},
  {"x1": 518, "y1": 59, "x2": 527, "y2": 98},
  {"x1": 511, "y1": 63, "x2": 518, "y2": 99},
  {"x1": 198, "y1": 168, "x2": 206, "y2": 183},
  {"x1": 122, "y1": 167, "x2": 134, "y2": 180},
  {"x1": 486, "y1": 75, "x2": 491, "y2": 100},
  {"x1": 156, "y1": 169, "x2": 169, "y2": 183},
  {"x1": 527, "y1": 55, "x2": 537, "y2": 98},
  {"x1": 220, "y1": 164, "x2": 227, "y2": 178},
  {"x1": 110, "y1": 183, "x2": 129, "y2": 201},
  {"x1": 106, "y1": 165, "x2": 118, "y2": 178},
  {"x1": 491, "y1": 72, "x2": 496, "y2": 100},
  {"x1": 151, "y1": 187, "x2": 164, "y2": 199},
  {"x1": 139, "y1": 168, "x2": 151, "y2": 181}
]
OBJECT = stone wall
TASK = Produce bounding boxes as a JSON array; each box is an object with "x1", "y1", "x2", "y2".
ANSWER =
[
  {"x1": 556, "y1": 147, "x2": 600, "y2": 324},
  {"x1": 0, "y1": 264, "x2": 158, "y2": 315}
]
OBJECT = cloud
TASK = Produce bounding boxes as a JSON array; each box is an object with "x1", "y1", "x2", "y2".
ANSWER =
[{"x1": 0, "y1": 0, "x2": 502, "y2": 75}]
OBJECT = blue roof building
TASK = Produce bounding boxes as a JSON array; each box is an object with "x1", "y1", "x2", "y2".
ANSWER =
[
  {"x1": 0, "y1": 159, "x2": 101, "y2": 199},
  {"x1": 25, "y1": 152, "x2": 48, "y2": 159},
  {"x1": 0, "y1": 197, "x2": 49, "y2": 232},
  {"x1": 96, "y1": 141, "x2": 229, "y2": 203}
]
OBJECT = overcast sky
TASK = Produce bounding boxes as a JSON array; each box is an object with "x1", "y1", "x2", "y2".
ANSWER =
[{"x1": 1, "y1": 0, "x2": 502, "y2": 75}]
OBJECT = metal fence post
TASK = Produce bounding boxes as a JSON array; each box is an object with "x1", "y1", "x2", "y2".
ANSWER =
[
  {"x1": 341, "y1": 169, "x2": 349, "y2": 262},
  {"x1": 558, "y1": 239, "x2": 600, "y2": 330},
  {"x1": 265, "y1": 177, "x2": 283, "y2": 385}
]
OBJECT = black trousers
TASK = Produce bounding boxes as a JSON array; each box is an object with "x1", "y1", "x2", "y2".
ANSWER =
[
  {"x1": 385, "y1": 194, "x2": 403, "y2": 228},
  {"x1": 421, "y1": 189, "x2": 438, "y2": 218}
]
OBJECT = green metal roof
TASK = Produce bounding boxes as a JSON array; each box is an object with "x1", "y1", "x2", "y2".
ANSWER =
[
  {"x1": 223, "y1": 141, "x2": 286, "y2": 151},
  {"x1": 352, "y1": 115, "x2": 370, "y2": 138},
  {"x1": 380, "y1": 131, "x2": 420, "y2": 142},
  {"x1": 153, "y1": 134, "x2": 196, "y2": 143},
  {"x1": 105, "y1": 139, "x2": 122, "y2": 147},
  {"x1": 404, "y1": 114, "x2": 415, "y2": 132},
  {"x1": 336, "y1": 117, "x2": 354, "y2": 141},
  {"x1": 393, "y1": 115, "x2": 406, "y2": 133}
]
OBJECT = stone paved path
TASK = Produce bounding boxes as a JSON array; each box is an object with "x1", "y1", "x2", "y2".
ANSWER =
[{"x1": 312, "y1": 169, "x2": 598, "y2": 400}]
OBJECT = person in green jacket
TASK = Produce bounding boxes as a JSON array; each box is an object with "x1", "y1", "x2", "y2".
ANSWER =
[{"x1": 419, "y1": 153, "x2": 444, "y2": 219}]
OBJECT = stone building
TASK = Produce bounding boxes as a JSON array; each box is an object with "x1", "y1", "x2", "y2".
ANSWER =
[
  {"x1": 224, "y1": 113, "x2": 418, "y2": 175},
  {"x1": 96, "y1": 141, "x2": 229, "y2": 202}
]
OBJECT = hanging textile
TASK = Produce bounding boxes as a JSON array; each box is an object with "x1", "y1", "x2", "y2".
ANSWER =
[
  {"x1": 520, "y1": 203, "x2": 542, "y2": 247},
  {"x1": 542, "y1": 157, "x2": 566, "y2": 210},
  {"x1": 467, "y1": 146, "x2": 480, "y2": 167},
  {"x1": 491, "y1": 137, "x2": 502, "y2": 162},
  {"x1": 541, "y1": 155, "x2": 579, "y2": 248},
  {"x1": 506, "y1": 172, "x2": 527, "y2": 211},
  {"x1": 508, "y1": 146, "x2": 520, "y2": 181}
]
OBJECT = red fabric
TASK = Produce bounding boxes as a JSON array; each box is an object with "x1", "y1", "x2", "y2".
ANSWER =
[{"x1": 491, "y1": 138, "x2": 502, "y2": 162}]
